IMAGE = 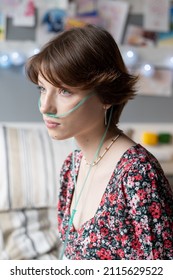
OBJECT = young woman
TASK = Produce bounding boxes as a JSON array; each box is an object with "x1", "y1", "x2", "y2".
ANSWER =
[{"x1": 26, "y1": 24, "x2": 173, "y2": 260}]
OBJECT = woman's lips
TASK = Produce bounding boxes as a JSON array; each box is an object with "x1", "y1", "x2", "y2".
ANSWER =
[{"x1": 44, "y1": 119, "x2": 60, "y2": 128}]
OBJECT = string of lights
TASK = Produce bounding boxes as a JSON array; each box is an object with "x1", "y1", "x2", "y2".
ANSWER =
[
  {"x1": 0, "y1": 47, "x2": 40, "y2": 68},
  {"x1": 0, "y1": 44, "x2": 173, "y2": 77},
  {"x1": 122, "y1": 47, "x2": 173, "y2": 77}
]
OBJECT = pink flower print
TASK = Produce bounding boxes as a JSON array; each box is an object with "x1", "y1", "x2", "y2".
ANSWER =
[
  {"x1": 149, "y1": 202, "x2": 162, "y2": 219},
  {"x1": 97, "y1": 248, "x2": 112, "y2": 260},
  {"x1": 117, "y1": 249, "x2": 125, "y2": 258},
  {"x1": 137, "y1": 189, "x2": 147, "y2": 200}
]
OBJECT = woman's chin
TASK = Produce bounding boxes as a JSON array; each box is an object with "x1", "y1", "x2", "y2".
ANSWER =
[{"x1": 47, "y1": 130, "x2": 71, "y2": 141}]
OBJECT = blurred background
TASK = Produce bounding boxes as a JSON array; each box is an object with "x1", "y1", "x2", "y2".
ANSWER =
[
  {"x1": 0, "y1": 0, "x2": 173, "y2": 184},
  {"x1": 0, "y1": 1, "x2": 173, "y2": 260}
]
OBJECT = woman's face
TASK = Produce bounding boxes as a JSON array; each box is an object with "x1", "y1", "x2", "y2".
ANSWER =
[{"x1": 38, "y1": 74, "x2": 105, "y2": 141}]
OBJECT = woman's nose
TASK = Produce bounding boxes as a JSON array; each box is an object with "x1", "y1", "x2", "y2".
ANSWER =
[{"x1": 39, "y1": 95, "x2": 57, "y2": 115}]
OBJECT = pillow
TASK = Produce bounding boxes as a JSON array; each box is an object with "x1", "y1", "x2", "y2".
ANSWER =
[
  {"x1": 0, "y1": 124, "x2": 74, "y2": 210},
  {"x1": 0, "y1": 208, "x2": 60, "y2": 260},
  {"x1": 0, "y1": 123, "x2": 74, "y2": 259}
]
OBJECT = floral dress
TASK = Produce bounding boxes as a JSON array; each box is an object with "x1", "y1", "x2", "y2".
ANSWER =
[{"x1": 58, "y1": 144, "x2": 173, "y2": 260}]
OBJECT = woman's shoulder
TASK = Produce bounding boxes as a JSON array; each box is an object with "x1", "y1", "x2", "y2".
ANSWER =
[
  {"x1": 117, "y1": 143, "x2": 166, "y2": 176},
  {"x1": 119, "y1": 143, "x2": 160, "y2": 165},
  {"x1": 117, "y1": 144, "x2": 172, "y2": 194}
]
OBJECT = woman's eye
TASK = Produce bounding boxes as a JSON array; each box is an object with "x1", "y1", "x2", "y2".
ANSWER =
[
  {"x1": 37, "y1": 85, "x2": 46, "y2": 94},
  {"x1": 60, "y1": 88, "x2": 72, "y2": 96}
]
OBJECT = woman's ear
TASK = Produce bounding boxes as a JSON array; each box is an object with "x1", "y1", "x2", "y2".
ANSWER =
[
  {"x1": 103, "y1": 104, "x2": 112, "y2": 126},
  {"x1": 103, "y1": 104, "x2": 112, "y2": 110}
]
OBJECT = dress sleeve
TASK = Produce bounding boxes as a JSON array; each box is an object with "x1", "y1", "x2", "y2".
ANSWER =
[
  {"x1": 58, "y1": 152, "x2": 73, "y2": 231},
  {"x1": 117, "y1": 161, "x2": 173, "y2": 260},
  {"x1": 58, "y1": 150, "x2": 80, "y2": 236}
]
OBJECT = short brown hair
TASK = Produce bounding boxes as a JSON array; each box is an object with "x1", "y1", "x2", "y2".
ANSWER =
[{"x1": 25, "y1": 24, "x2": 138, "y2": 127}]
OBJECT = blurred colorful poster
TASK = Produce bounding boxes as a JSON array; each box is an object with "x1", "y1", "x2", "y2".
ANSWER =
[
  {"x1": 0, "y1": 12, "x2": 6, "y2": 41},
  {"x1": 13, "y1": 0, "x2": 36, "y2": 27},
  {"x1": 157, "y1": 31, "x2": 173, "y2": 47},
  {"x1": 0, "y1": 0, "x2": 21, "y2": 17},
  {"x1": 123, "y1": 24, "x2": 157, "y2": 47},
  {"x1": 97, "y1": 0, "x2": 129, "y2": 44},
  {"x1": 157, "y1": 6, "x2": 173, "y2": 47},
  {"x1": 144, "y1": 0, "x2": 170, "y2": 32},
  {"x1": 76, "y1": 0, "x2": 97, "y2": 15}
]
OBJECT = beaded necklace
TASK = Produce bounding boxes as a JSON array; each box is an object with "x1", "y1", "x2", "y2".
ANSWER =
[{"x1": 83, "y1": 133, "x2": 121, "y2": 167}]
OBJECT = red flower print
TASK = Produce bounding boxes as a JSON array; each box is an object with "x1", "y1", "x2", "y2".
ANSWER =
[
  {"x1": 117, "y1": 249, "x2": 125, "y2": 258},
  {"x1": 97, "y1": 248, "x2": 112, "y2": 260},
  {"x1": 164, "y1": 239, "x2": 172, "y2": 248},
  {"x1": 149, "y1": 202, "x2": 162, "y2": 219},
  {"x1": 88, "y1": 243, "x2": 93, "y2": 248},
  {"x1": 135, "y1": 223, "x2": 143, "y2": 235},
  {"x1": 78, "y1": 227, "x2": 84, "y2": 235},
  {"x1": 163, "y1": 221, "x2": 170, "y2": 230},
  {"x1": 131, "y1": 239, "x2": 141, "y2": 250},
  {"x1": 137, "y1": 249, "x2": 145, "y2": 257},
  {"x1": 100, "y1": 227, "x2": 109, "y2": 236},
  {"x1": 146, "y1": 163, "x2": 151, "y2": 170},
  {"x1": 121, "y1": 235, "x2": 128, "y2": 246},
  {"x1": 90, "y1": 232, "x2": 97, "y2": 243},
  {"x1": 149, "y1": 172, "x2": 155, "y2": 179},
  {"x1": 137, "y1": 189, "x2": 146, "y2": 200},
  {"x1": 152, "y1": 249, "x2": 160, "y2": 259},
  {"x1": 98, "y1": 219, "x2": 105, "y2": 227},
  {"x1": 109, "y1": 193, "x2": 117, "y2": 205},
  {"x1": 134, "y1": 174, "x2": 142, "y2": 181},
  {"x1": 62, "y1": 188, "x2": 67, "y2": 197},
  {"x1": 151, "y1": 180, "x2": 157, "y2": 188},
  {"x1": 116, "y1": 234, "x2": 121, "y2": 241},
  {"x1": 150, "y1": 234, "x2": 156, "y2": 241},
  {"x1": 131, "y1": 208, "x2": 137, "y2": 215}
]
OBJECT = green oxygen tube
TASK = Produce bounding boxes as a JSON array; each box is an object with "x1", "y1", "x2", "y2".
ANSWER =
[
  {"x1": 59, "y1": 106, "x2": 114, "y2": 260},
  {"x1": 38, "y1": 92, "x2": 96, "y2": 119}
]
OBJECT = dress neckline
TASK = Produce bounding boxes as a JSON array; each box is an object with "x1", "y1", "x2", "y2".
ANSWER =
[{"x1": 66, "y1": 143, "x2": 141, "y2": 233}]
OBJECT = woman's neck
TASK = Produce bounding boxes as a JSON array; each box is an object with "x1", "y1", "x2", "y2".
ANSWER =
[{"x1": 75, "y1": 126, "x2": 120, "y2": 164}]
